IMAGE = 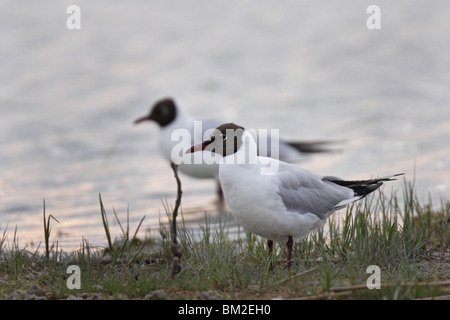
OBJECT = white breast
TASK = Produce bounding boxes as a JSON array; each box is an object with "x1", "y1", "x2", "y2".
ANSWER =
[{"x1": 158, "y1": 115, "x2": 220, "y2": 179}]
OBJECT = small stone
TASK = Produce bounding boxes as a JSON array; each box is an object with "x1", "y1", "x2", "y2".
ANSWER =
[{"x1": 144, "y1": 289, "x2": 172, "y2": 300}]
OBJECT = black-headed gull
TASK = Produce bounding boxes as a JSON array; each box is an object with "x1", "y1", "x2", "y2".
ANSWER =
[
  {"x1": 186, "y1": 123, "x2": 403, "y2": 270},
  {"x1": 134, "y1": 97, "x2": 338, "y2": 200}
]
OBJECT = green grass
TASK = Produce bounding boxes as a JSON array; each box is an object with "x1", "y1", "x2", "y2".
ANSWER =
[{"x1": 0, "y1": 180, "x2": 449, "y2": 299}]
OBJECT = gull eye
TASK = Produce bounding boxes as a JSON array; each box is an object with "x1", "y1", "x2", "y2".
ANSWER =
[{"x1": 210, "y1": 136, "x2": 216, "y2": 142}]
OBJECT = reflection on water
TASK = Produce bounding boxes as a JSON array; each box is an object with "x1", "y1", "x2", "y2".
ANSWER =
[{"x1": 1, "y1": 1, "x2": 450, "y2": 251}]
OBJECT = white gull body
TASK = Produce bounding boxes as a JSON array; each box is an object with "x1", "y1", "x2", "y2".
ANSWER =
[
  {"x1": 219, "y1": 130, "x2": 354, "y2": 242},
  {"x1": 188, "y1": 123, "x2": 403, "y2": 269}
]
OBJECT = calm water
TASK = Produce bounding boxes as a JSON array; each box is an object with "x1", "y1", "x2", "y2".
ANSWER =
[{"x1": 1, "y1": 1, "x2": 450, "y2": 251}]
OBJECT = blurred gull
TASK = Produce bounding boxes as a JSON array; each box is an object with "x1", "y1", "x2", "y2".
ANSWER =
[{"x1": 134, "y1": 97, "x2": 338, "y2": 201}]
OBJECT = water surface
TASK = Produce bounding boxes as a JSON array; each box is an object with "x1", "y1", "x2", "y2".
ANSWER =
[{"x1": 1, "y1": 1, "x2": 449, "y2": 251}]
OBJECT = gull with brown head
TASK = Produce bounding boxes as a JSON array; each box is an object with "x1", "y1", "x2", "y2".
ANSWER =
[{"x1": 187, "y1": 123, "x2": 403, "y2": 270}]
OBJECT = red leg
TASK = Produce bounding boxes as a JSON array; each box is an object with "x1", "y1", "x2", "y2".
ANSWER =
[
  {"x1": 286, "y1": 236, "x2": 293, "y2": 270},
  {"x1": 268, "y1": 239, "x2": 274, "y2": 271},
  {"x1": 217, "y1": 182, "x2": 224, "y2": 202}
]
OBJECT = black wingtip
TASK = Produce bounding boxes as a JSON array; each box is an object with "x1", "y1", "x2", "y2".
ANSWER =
[
  {"x1": 286, "y1": 140, "x2": 346, "y2": 154},
  {"x1": 378, "y1": 173, "x2": 405, "y2": 182},
  {"x1": 325, "y1": 173, "x2": 404, "y2": 198}
]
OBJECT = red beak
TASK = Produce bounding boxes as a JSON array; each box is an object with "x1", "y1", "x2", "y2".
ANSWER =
[
  {"x1": 185, "y1": 142, "x2": 207, "y2": 154},
  {"x1": 134, "y1": 115, "x2": 152, "y2": 124}
]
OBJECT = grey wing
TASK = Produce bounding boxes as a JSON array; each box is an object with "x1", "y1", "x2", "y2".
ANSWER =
[
  {"x1": 256, "y1": 132, "x2": 338, "y2": 163},
  {"x1": 276, "y1": 162, "x2": 353, "y2": 220},
  {"x1": 257, "y1": 135, "x2": 306, "y2": 162},
  {"x1": 255, "y1": 132, "x2": 306, "y2": 162}
]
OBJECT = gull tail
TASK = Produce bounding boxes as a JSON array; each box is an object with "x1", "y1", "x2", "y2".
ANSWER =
[
  {"x1": 324, "y1": 173, "x2": 405, "y2": 209},
  {"x1": 286, "y1": 140, "x2": 344, "y2": 154}
]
